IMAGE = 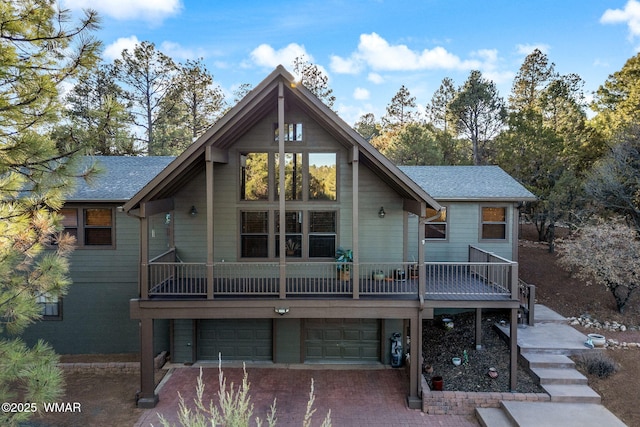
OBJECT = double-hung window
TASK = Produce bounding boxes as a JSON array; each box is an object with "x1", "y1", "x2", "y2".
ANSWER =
[
  {"x1": 37, "y1": 292, "x2": 62, "y2": 320},
  {"x1": 58, "y1": 207, "x2": 115, "y2": 248},
  {"x1": 481, "y1": 207, "x2": 507, "y2": 240},
  {"x1": 425, "y1": 207, "x2": 447, "y2": 240}
]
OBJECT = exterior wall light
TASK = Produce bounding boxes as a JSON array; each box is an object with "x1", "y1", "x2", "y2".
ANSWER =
[
  {"x1": 378, "y1": 206, "x2": 386, "y2": 218},
  {"x1": 274, "y1": 307, "x2": 290, "y2": 315},
  {"x1": 190, "y1": 205, "x2": 198, "y2": 217}
]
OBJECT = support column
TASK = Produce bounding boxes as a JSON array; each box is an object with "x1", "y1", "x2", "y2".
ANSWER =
[
  {"x1": 206, "y1": 151, "x2": 214, "y2": 299},
  {"x1": 475, "y1": 308, "x2": 483, "y2": 349},
  {"x1": 351, "y1": 146, "x2": 359, "y2": 299},
  {"x1": 407, "y1": 313, "x2": 422, "y2": 409},
  {"x1": 277, "y1": 82, "x2": 286, "y2": 299},
  {"x1": 140, "y1": 216, "x2": 149, "y2": 299},
  {"x1": 137, "y1": 318, "x2": 158, "y2": 408},
  {"x1": 510, "y1": 307, "x2": 518, "y2": 391}
]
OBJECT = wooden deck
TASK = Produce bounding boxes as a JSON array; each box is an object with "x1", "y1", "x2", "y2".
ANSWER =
[{"x1": 148, "y1": 269, "x2": 512, "y2": 301}]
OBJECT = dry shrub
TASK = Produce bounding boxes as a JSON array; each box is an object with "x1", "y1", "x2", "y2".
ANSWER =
[{"x1": 575, "y1": 352, "x2": 618, "y2": 379}]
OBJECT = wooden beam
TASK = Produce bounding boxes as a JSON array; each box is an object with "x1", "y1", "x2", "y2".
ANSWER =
[
  {"x1": 206, "y1": 158, "x2": 214, "y2": 299},
  {"x1": 137, "y1": 319, "x2": 158, "y2": 408},
  {"x1": 206, "y1": 146, "x2": 229, "y2": 163},
  {"x1": 475, "y1": 308, "x2": 483, "y2": 349},
  {"x1": 510, "y1": 308, "x2": 518, "y2": 391},
  {"x1": 130, "y1": 298, "x2": 422, "y2": 320},
  {"x1": 140, "y1": 198, "x2": 174, "y2": 218},
  {"x1": 352, "y1": 146, "x2": 359, "y2": 299},
  {"x1": 403, "y1": 198, "x2": 423, "y2": 217}
]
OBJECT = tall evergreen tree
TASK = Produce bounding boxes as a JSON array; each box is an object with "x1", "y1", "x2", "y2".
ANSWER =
[
  {"x1": 591, "y1": 53, "x2": 640, "y2": 139},
  {"x1": 0, "y1": 1, "x2": 100, "y2": 424},
  {"x1": 354, "y1": 113, "x2": 381, "y2": 141},
  {"x1": 382, "y1": 85, "x2": 417, "y2": 130},
  {"x1": 508, "y1": 48, "x2": 555, "y2": 112},
  {"x1": 449, "y1": 70, "x2": 506, "y2": 165},
  {"x1": 55, "y1": 64, "x2": 137, "y2": 155},
  {"x1": 113, "y1": 41, "x2": 179, "y2": 155},
  {"x1": 426, "y1": 77, "x2": 456, "y2": 133},
  {"x1": 293, "y1": 56, "x2": 336, "y2": 109},
  {"x1": 175, "y1": 58, "x2": 225, "y2": 141}
]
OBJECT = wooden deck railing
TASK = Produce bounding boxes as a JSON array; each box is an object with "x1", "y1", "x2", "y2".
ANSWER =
[{"x1": 146, "y1": 246, "x2": 517, "y2": 301}]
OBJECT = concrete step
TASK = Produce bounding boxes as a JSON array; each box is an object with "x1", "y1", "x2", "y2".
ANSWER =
[
  {"x1": 475, "y1": 407, "x2": 516, "y2": 427},
  {"x1": 533, "y1": 304, "x2": 569, "y2": 324},
  {"x1": 531, "y1": 367, "x2": 587, "y2": 385},
  {"x1": 542, "y1": 384, "x2": 602, "y2": 403},
  {"x1": 501, "y1": 402, "x2": 625, "y2": 427},
  {"x1": 520, "y1": 352, "x2": 575, "y2": 369}
]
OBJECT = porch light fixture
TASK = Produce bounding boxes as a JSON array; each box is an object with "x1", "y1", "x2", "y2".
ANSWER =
[
  {"x1": 274, "y1": 307, "x2": 290, "y2": 315},
  {"x1": 378, "y1": 206, "x2": 386, "y2": 218},
  {"x1": 189, "y1": 205, "x2": 198, "y2": 217}
]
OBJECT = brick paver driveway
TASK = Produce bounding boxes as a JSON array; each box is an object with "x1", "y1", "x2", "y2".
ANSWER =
[{"x1": 135, "y1": 365, "x2": 479, "y2": 426}]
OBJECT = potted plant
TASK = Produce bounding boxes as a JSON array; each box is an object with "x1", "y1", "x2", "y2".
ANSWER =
[
  {"x1": 285, "y1": 238, "x2": 300, "y2": 256},
  {"x1": 335, "y1": 247, "x2": 353, "y2": 280}
]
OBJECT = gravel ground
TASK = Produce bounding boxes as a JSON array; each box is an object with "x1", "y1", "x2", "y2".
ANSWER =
[{"x1": 422, "y1": 310, "x2": 544, "y2": 393}]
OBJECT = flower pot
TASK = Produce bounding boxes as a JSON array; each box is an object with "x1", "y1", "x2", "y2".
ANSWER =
[
  {"x1": 588, "y1": 333, "x2": 606, "y2": 347},
  {"x1": 372, "y1": 271, "x2": 385, "y2": 281},
  {"x1": 431, "y1": 376, "x2": 443, "y2": 391},
  {"x1": 442, "y1": 318, "x2": 454, "y2": 329},
  {"x1": 339, "y1": 270, "x2": 350, "y2": 281},
  {"x1": 452, "y1": 357, "x2": 461, "y2": 366}
]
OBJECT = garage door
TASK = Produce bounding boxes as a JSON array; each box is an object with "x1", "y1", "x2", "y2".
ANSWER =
[
  {"x1": 197, "y1": 319, "x2": 272, "y2": 361},
  {"x1": 305, "y1": 319, "x2": 380, "y2": 362}
]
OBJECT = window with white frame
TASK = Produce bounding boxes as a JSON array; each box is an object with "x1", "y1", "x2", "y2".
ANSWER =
[
  {"x1": 36, "y1": 293, "x2": 61, "y2": 320},
  {"x1": 58, "y1": 207, "x2": 115, "y2": 248},
  {"x1": 481, "y1": 207, "x2": 507, "y2": 240},
  {"x1": 425, "y1": 207, "x2": 447, "y2": 239},
  {"x1": 240, "y1": 209, "x2": 337, "y2": 259}
]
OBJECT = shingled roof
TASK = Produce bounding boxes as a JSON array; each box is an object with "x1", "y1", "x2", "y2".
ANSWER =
[
  {"x1": 399, "y1": 165, "x2": 537, "y2": 202},
  {"x1": 67, "y1": 156, "x2": 175, "y2": 202}
]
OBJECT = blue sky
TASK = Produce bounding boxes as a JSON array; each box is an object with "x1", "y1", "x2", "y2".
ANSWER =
[{"x1": 61, "y1": 0, "x2": 640, "y2": 125}]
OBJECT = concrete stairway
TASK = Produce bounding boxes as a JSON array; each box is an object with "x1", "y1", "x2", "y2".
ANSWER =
[
  {"x1": 476, "y1": 305, "x2": 624, "y2": 426},
  {"x1": 521, "y1": 352, "x2": 601, "y2": 403}
]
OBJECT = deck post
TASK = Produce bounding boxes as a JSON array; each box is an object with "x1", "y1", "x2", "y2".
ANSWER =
[
  {"x1": 140, "y1": 216, "x2": 149, "y2": 299},
  {"x1": 407, "y1": 313, "x2": 422, "y2": 409},
  {"x1": 509, "y1": 307, "x2": 518, "y2": 391},
  {"x1": 527, "y1": 285, "x2": 536, "y2": 325},
  {"x1": 137, "y1": 318, "x2": 158, "y2": 408},
  {"x1": 206, "y1": 149, "x2": 215, "y2": 299},
  {"x1": 510, "y1": 262, "x2": 519, "y2": 301},
  {"x1": 277, "y1": 81, "x2": 286, "y2": 299},
  {"x1": 352, "y1": 145, "x2": 359, "y2": 299},
  {"x1": 475, "y1": 308, "x2": 482, "y2": 349}
]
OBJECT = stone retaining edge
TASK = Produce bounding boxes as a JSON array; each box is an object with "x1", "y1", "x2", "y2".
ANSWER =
[
  {"x1": 421, "y1": 376, "x2": 550, "y2": 415},
  {"x1": 57, "y1": 351, "x2": 168, "y2": 373}
]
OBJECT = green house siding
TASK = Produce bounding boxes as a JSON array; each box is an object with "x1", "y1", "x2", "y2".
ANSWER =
[
  {"x1": 169, "y1": 112, "x2": 411, "y2": 264},
  {"x1": 357, "y1": 166, "x2": 404, "y2": 262},
  {"x1": 408, "y1": 202, "x2": 518, "y2": 262},
  {"x1": 20, "y1": 210, "x2": 151, "y2": 354}
]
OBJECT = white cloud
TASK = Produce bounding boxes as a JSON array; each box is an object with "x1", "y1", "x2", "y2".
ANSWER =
[
  {"x1": 601, "y1": 0, "x2": 640, "y2": 38},
  {"x1": 62, "y1": 0, "x2": 182, "y2": 22},
  {"x1": 159, "y1": 41, "x2": 205, "y2": 61},
  {"x1": 329, "y1": 55, "x2": 361, "y2": 74},
  {"x1": 353, "y1": 87, "x2": 370, "y2": 100},
  {"x1": 368, "y1": 72, "x2": 385, "y2": 84},
  {"x1": 330, "y1": 32, "x2": 488, "y2": 74},
  {"x1": 516, "y1": 44, "x2": 550, "y2": 55},
  {"x1": 249, "y1": 43, "x2": 311, "y2": 69},
  {"x1": 103, "y1": 36, "x2": 140, "y2": 60}
]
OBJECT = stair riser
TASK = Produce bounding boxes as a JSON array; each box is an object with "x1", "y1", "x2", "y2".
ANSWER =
[
  {"x1": 536, "y1": 377, "x2": 588, "y2": 385},
  {"x1": 549, "y1": 395, "x2": 602, "y2": 404}
]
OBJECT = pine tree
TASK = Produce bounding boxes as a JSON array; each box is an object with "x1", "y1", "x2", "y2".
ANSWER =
[{"x1": 0, "y1": 2, "x2": 100, "y2": 424}]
